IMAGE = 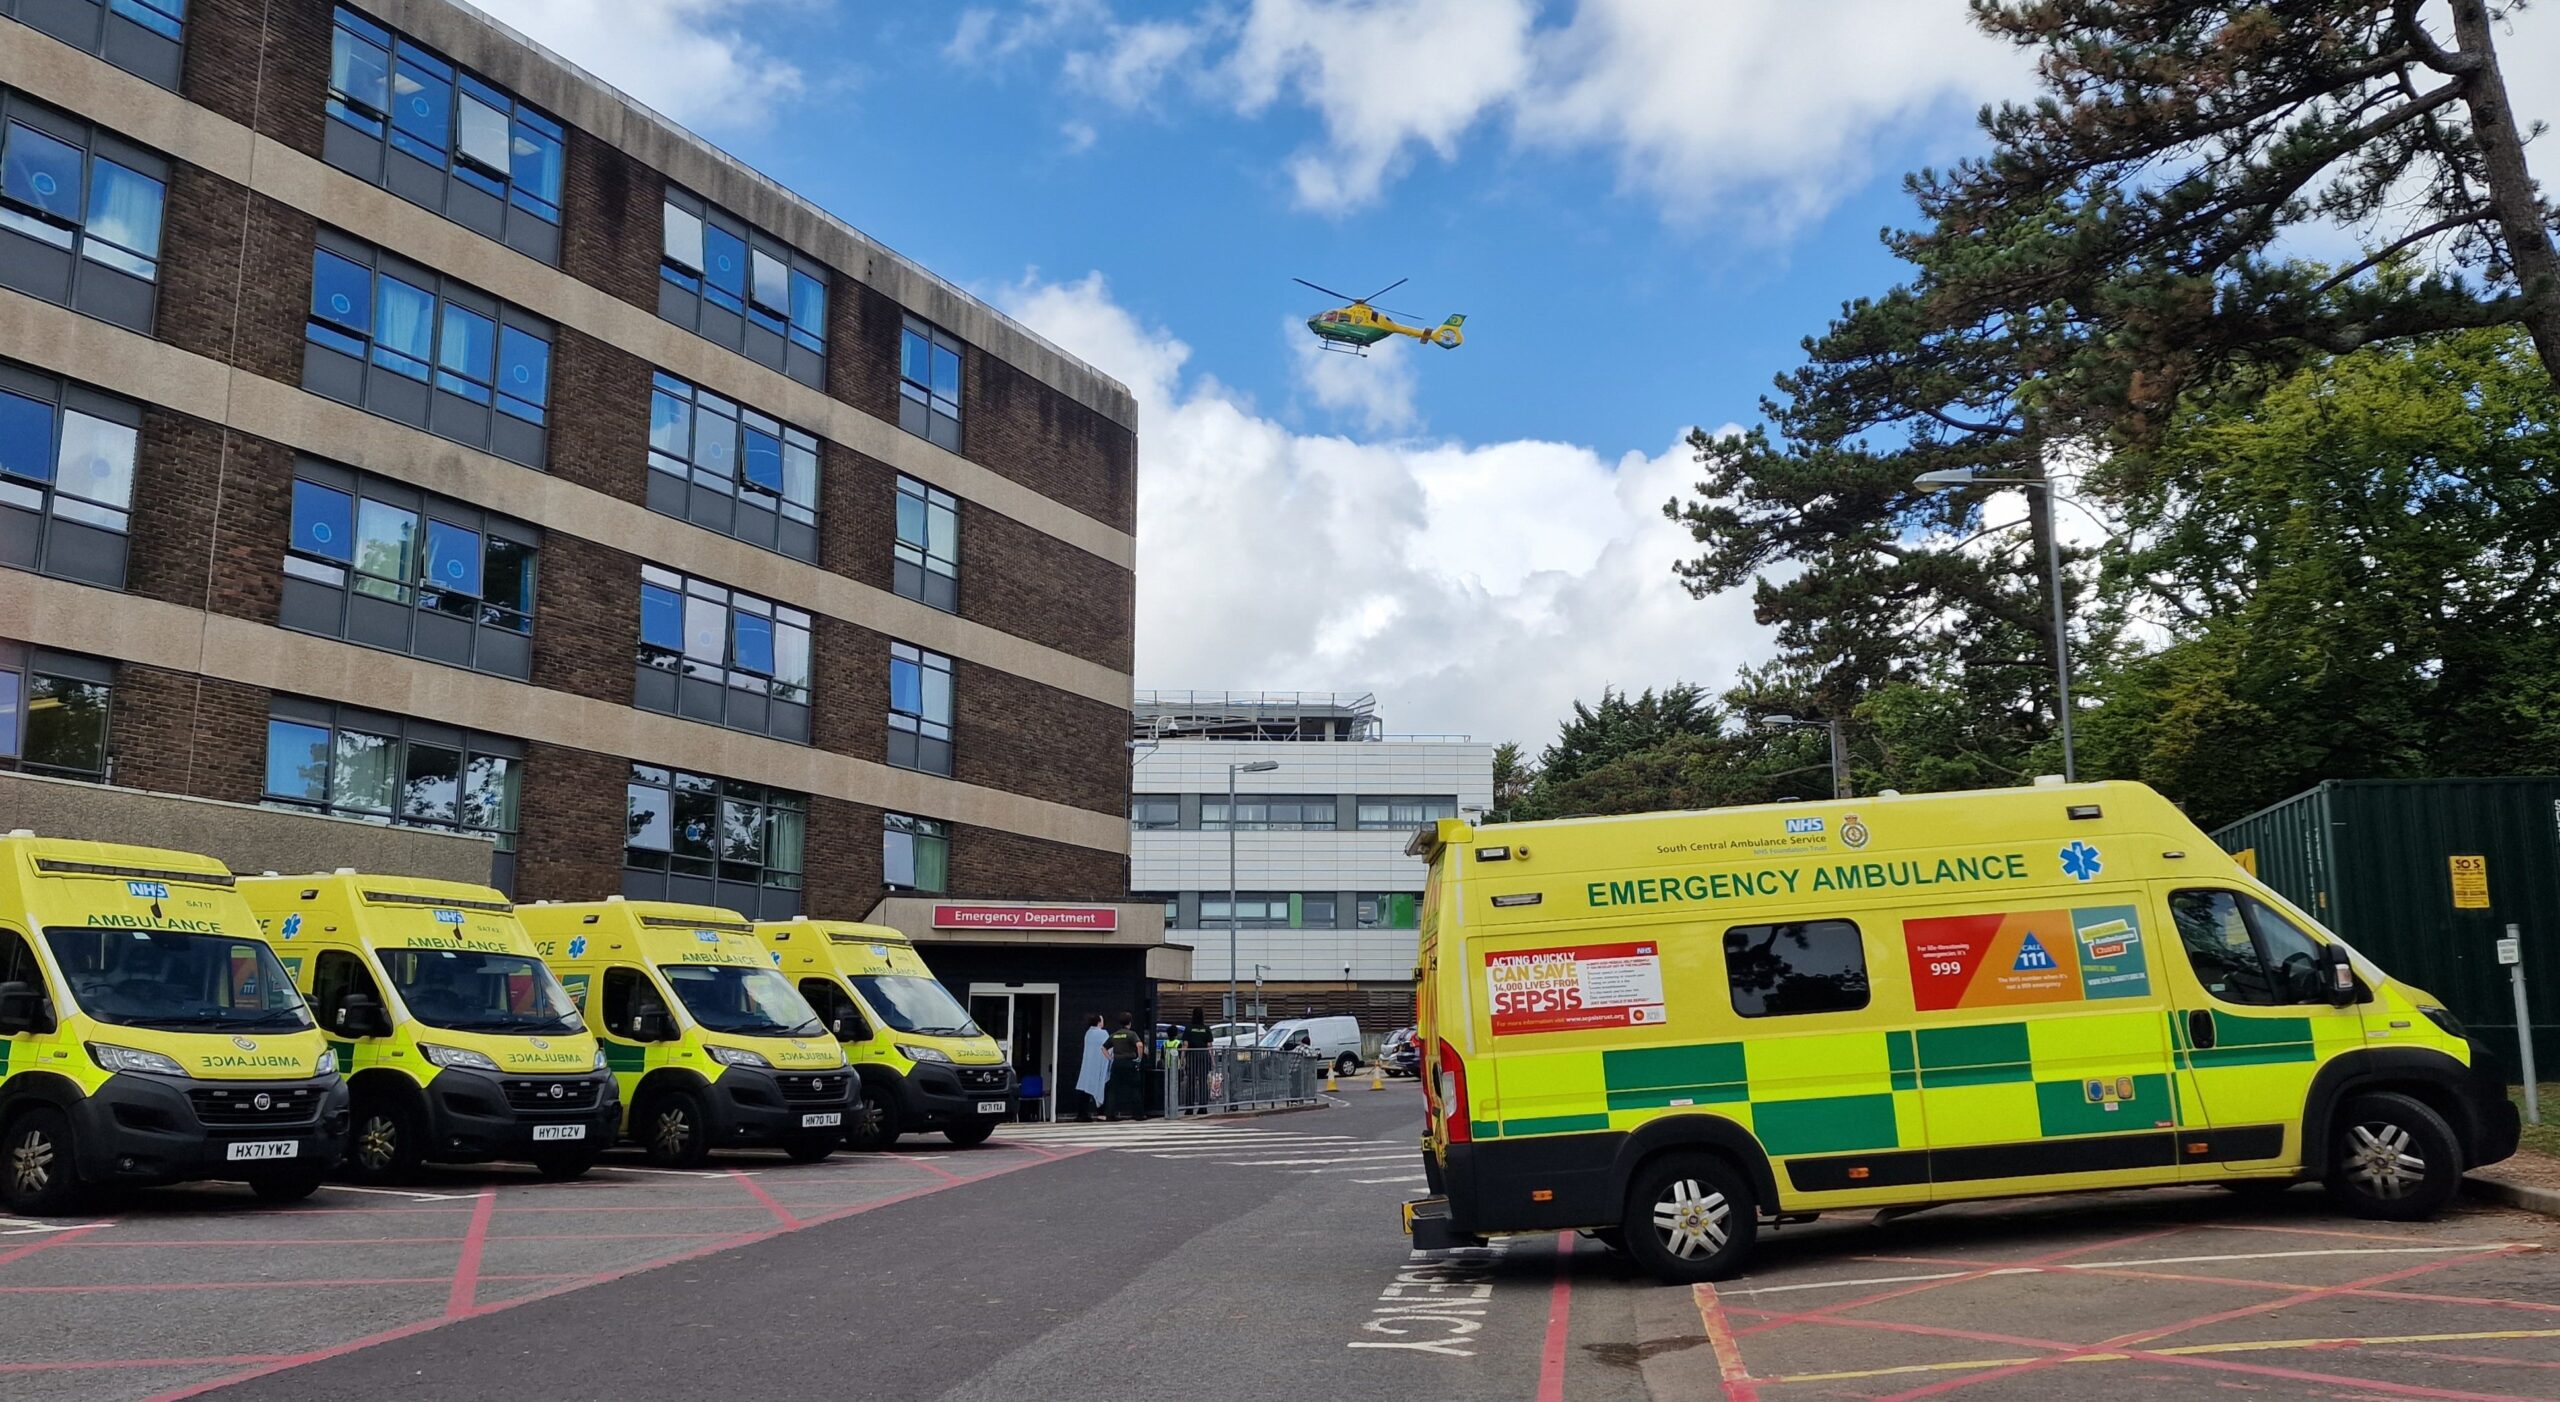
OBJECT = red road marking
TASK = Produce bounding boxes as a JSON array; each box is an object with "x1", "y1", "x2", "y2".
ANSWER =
[
  {"x1": 890, "y1": 1154, "x2": 964, "y2": 1182},
  {"x1": 731, "y1": 1169, "x2": 800, "y2": 1228},
  {"x1": 1735, "y1": 1225, "x2": 2188, "y2": 1338},
  {"x1": 1693, "y1": 1282, "x2": 1759, "y2": 1401},
  {"x1": 1724, "y1": 1310, "x2": 2071, "y2": 1355},
  {"x1": 142, "y1": 1148, "x2": 1068, "y2": 1401},
  {"x1": 2117, "y1": 1346, "x2": 2535, "y2": 1400},
  {"x1": 0, "y1": 1222, "x2": 103, "y2": 1268},
  {"x1": 445, "y1": 1190, "x2": 496, "y2": 1318},
  {"x1": 1534, "y1": 1233, "x2": 1575, "y2": 1402}
]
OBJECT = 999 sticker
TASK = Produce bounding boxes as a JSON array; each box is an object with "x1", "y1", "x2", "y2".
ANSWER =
[{"x1": 1485, "y1": 942, "x2": 1667, "y2": 1036}]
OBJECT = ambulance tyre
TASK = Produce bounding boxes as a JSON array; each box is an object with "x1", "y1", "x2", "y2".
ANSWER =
[
  {"x1": 638, "y1": 1086, "x2": 712, "y2": 1168},
  {"x1": 783, "y1": 1133, "x2": 837, "y2": 1163},
  {"x1": 346, "y1": 1090, "x2": 424, "y2": 1183},
  {"x1": 944, "y1": 1117, "x2": 996, "y2": 1148},
  {"x1": 2325, "y1": 1091, "x2": 2462, "y2": 1221},
  {"x1": 249, "y1": 1169, "x2": 326, "y2": 1203},
  {"x1": 1622, "y1": 1152, "x2": 1756, "y2": 1284},
  {"x1": 533, "y1": 1148, "x2": 601, "y2": 1181},
  {"x1": 847, "y1": 1096, "x2": 901, "y2": 1151},
  {"x1": 3, "y1": 1106, "x2": 87, "y2": 1215}
]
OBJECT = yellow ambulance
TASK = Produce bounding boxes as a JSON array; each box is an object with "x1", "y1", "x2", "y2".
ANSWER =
[
  {"x1": 756, "y1": 920, "x2": 1015, "y2": 1148},
  {"x1": 0, "y1": 833, "x2": 346, "y2": 1212},
  {"x1": 521, "y1": 899, "x2": 854, "y2": 1166},
  {"x1": 239, "y1": 873, "x2": 617, "y2": 1182},
  {"x1": 1401, "y1": 780, "x2": 2521, "y2": 1282}
]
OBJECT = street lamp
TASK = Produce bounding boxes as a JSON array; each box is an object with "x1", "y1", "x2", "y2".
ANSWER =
[
  {"x1": 1227, "y1": 759, "x2": 1279, "y2": 1023},
  {"x1": 1914, "y1": 467, "x2": 2078, "y2": 781},
  {"x1": 1760, "y1": 713, "x2": 1850, "y2": 799}
]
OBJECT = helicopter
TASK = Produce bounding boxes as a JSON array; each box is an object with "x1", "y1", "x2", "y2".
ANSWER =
[{"x1": 1296, "y1": 277, "x2": 1465, "y2": 355}]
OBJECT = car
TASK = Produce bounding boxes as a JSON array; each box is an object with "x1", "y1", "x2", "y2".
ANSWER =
[
  {"x1": 1209, "y1": 1020, "x2": 1264, "y2": 1048},
  {"x1": 1381, "y1": 1027, "x2": 1422, "y2": 1078}
]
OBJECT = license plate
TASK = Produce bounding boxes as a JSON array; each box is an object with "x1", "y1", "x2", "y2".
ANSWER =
[
  {"x1": 975, "y1": 1100, "x2": 1006, "y2": 1115},
  {"x1": 532, "y1": 1124, "x2": 586, "y2": 1142},
  {"x1": 800, "y1": 1112, "x2": 842, "y2": 1129},
  {"x1": 225, "y1": 1140, "x2": 297, "y2": 1162}
]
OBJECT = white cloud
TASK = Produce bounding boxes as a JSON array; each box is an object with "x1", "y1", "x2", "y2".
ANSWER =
[
  {"x1": 470, "y1": 0, "x2": 804, "y2": 131},
  {"x1": 1063, "y1": 19, "x2": 1209, "y2": 108},
  {"x1": 1290, "y1": 329, "x2": 1419, "y2": 434},
  {"x1": 999, "y1": 273, "x2": 1769, "y2": 746}
]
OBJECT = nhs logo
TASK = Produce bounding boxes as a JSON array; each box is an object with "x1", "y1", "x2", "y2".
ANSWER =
[
  {"x1": 1785, "y1": 818, "x2": 1826, "y2": 835},
  {"x1": 126, "y1": 880, "x2": 170, "y2": 899},
  {"x1": 433, "y1": 909, "x2": 465, "y2": 924}
]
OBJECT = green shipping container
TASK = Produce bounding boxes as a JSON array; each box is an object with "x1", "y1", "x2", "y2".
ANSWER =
[{"x1": 2211, "y1": 778, "x2": 2560, "y2": 1081}]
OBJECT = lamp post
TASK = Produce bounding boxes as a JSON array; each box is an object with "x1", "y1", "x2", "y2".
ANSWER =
[
  {"x1": 1914, "y1": 467, "x2": 2078, "y2": 781},
  {"x1": 1761, "y1": 713, "x2": 1850, "y2": 799},
  {"x1": 1227, "y1": 759, "x2": 1278, "y2": 1023}
]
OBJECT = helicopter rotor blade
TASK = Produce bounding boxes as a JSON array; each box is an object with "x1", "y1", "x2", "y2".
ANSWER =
[
  {"x1": 1293, "y1": 277, "x2": 1359, "y2": 302},
  {"x1": 1358, "y1": 276, "x2": 1409, "y2": 304}
]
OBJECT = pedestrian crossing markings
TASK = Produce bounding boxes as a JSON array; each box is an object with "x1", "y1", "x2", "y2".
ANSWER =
[{"x1": 997, "y1": 1121, "x2": 1424, "y2": 1180}]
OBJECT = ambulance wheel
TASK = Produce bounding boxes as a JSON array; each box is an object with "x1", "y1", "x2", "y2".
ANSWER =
[
  {"x1": 783, "y1": 1134, "x2": 837, "y2": 1163},
  {"x1": 1622, "y1": 1152, "x2": 1756, "y2": 1284},
  {"x1": 944, "y1": 1117, "x2": 997, "y2": 1148},
  {"x1": 3, "y1": 1106, "x2": 87, "y2": 1215},
  {"x1": 847, "y1": 1096, "x2": 900, "y2": 1151},
  {"x1": 532, "y1": 1148, "x2": 600, "y2": 1181},
  {"x1": 345, "y1": 1092, "x2": 424, "y2": 1183},
  {"x1": 638, "y1": 1087, "x2": 712, "y2": 1168},
  {"x1": 249, "y1": 1170, "x2": 325, "y2": 1203},
  {"x1": 2325, "y1": 1091, "x2": 2461, "y2": 1221}
]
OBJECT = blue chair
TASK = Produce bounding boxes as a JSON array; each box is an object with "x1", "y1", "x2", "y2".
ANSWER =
[{"x1": 1017, "y1": 1073, "x2": 1045, "y2": 1121}]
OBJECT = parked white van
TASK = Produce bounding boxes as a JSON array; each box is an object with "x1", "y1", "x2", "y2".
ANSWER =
[{"x1": 1262, "y1": 1016, "x2": 1364, "y2": 1075}]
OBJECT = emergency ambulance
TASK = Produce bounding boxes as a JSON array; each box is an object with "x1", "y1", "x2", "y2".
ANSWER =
[
  {"x1": 756, "y1": 920, "x2": 1014, "y2": 1147},
  {"x1": 0, "y1": 833, "x2": 346, "y2": 1212},
  {"x1": 521, "y1": 899, "x2": 854, "y2": 1166},
  {"x1": 1401, "y1": 780, "x2": 2522, "y2": 1283},
  {"x1": 239, "y1": 872, "x2": 617, "y2": 1182}
]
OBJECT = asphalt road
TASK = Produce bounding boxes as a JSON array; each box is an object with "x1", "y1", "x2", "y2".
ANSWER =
[{"x1": 11, "y1": 1083, "x2": 2560, "y2": 1402}]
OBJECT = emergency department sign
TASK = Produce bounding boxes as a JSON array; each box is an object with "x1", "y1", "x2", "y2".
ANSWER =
[{"x1": 1484, "y1": 942, "x2": 1667, "y2": 1036}]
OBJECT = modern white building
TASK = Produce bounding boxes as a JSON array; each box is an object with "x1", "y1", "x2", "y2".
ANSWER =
[{"x1": 1130, "y1": 692, "x2": 1494, "y2": 1009}]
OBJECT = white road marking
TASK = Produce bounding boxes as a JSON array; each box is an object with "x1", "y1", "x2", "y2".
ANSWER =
[
  {"x1": 0, "y1": 1218, "x2": 111, "y2": 1235},
  {"x1": 1354, "y1": 1175, "x2": 1427, "y2": 1185},
  {"x1": 321, "y1": 1185, "x2": 483, "y2": 1202},
  {"x1": 589, "y1": 1165, "x2": 733, "y2": 1179},
  {"x1": 1725, "y1": 1243, "x2": 2534, "y2": 1298},
  {"x1": 1227, "y1": 1152, "x2": 1421, "y2": 1167}
]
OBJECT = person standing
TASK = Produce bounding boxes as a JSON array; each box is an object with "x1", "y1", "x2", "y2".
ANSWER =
[
  {"x1": 1073, "y1": 1014, "x2": 1109, "y2": 1123},
  {"x1": 1104, "y1": 1012, "x2": 1143, "y2": 1122},
  {"x1": 1181, "y1": 1007, "x2": 1213, "y2": 1115}
]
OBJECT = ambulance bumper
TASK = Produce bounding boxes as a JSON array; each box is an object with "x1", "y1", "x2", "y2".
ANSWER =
[
  {"x1": 421, "y1": 1068, "x2": 621, "y2": 1161},
  {"x1": 70, "y1": 1073, "x2": 350, "y2": 1184},
  {"x1": 2465, "y1": 1043, "x2": 2522, "y2": 1167},
  {"x1": 706, "y1": 1065, "x2": 859, "y2": 1145},
  {"x1": 893, "y1": 1063, "x2": 1016, "y2": 1128}
]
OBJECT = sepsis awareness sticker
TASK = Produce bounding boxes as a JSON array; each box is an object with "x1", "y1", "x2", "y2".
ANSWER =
[{"x1": 1484, "y1": 941, "x2": 1668, "y2": 1035}]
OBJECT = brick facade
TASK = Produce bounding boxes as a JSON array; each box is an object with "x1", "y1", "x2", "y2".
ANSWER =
[
  {"x1": 949, "y1": 826, "x2": 1131, "y2": 904},
  {"x1": 180, "y1": 0, "x2": 331, "y2": 158},
  {"x1": 966, "y1": 506, "x2": 1134, "y2": 673},
  {"x1": 156, "y1": 172, "x2": 316, "y2": 384},
  {"x1": 106, "y1": 664, "x2": 269, "y2": 803},
  {"x1": 510, "y1": 740, "x2": 626, "y2": 902},
  {"x1": 967, "y1": 352, "x2": 1137, "y2": 534},
  {"x1": 561, "y1": 129, "x2": 662, "y2": 314},
  {"x1": 954, "y1": 663, "x2": 1129, "y2": 817},
  {"x1": 546, "y1": 328, "x2": 653, "y2": 505},
  {"x1": 802, "y1": 795, "x2": 884, "y2": 919},
  {"x1": 817, "y1": 443, "x2": 896, "y2": 593},
  {"x1": 528, "y1": 534, "x2": 641, "y2": 706}
]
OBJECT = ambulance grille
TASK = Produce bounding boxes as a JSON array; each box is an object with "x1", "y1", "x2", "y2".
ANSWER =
[
  {"x1": 955, "y1": 1067, "x2": 1009, "y2": 1091},
  {"x1": 189, "y1": 1085, "x2": 321, "y2": 1125},
  {"x1": 774, "y1": 1073, "x2": 848, "y2": 1104},
  {"x1": 502, "y1": 1079, "x2": 603, "y2": 1112}
]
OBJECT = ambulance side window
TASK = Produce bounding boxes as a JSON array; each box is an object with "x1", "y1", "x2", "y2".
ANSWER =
[
  {"x1": 2169, "y1": 889, "x2": 2292, "y2": 1006},
  {"x1": 799, "y1": 980, "x2": 868, "y2": 1040},
  {"x1": 600, "y1": 967, "x2": 665, "y2": 1040},
  {"x1": 0, "y1": 928, "x2": 41, "y2": 991},
  {"x1": 311, "y1": 950, "x2": 383, "y2": 1034},
  {"x1": 1725, "y1": 919, "x2": 1870, "y2": 1018}
]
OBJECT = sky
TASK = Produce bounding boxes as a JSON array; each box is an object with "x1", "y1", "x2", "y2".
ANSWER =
[{"x1": 467, "y1": 0, "x2": 2560, "y2": 753}]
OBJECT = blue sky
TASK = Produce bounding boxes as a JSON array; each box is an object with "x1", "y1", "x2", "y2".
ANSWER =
[{"x1": 470, "y1": 0, "x2": 2041, "y2": 745}]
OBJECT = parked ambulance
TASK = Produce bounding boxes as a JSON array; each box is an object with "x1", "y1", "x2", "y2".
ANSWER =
[
  {"x1": 240, "y1": 872, "x2": 616, "y2": 1181},
  {"x1": 522, "y1": 899, "x2": 854, "y2": 1166},
  {"x1": 756, "y1": 920, "x2": 1014, "y2": 1148},
  {"x1": 0, "y1": 833, "x2": 345, "y2": 1212},
  {"x1": 1400, "y1": 780, "x2": 2522, "y2": 1282}
]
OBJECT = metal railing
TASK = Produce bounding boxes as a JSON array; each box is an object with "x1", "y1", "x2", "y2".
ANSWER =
[{"x1": 1160, "y1": 1046, "x2": 1322, "y2": 1116}]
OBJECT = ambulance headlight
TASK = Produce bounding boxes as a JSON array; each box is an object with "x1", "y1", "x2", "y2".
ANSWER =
[
  {"x1": 419, "y1": 1043, "x2": 503, "y2": 1072},
  {"x1": 316, "y1": 1047, "x2": 338, "y2": 1077},
  {"x1": 2418, "y1": 1005, "x2": 2467, "y2": 1039},
  {"x1": 594, "y1": 1048, "x2": 612, "y2": 1072},
  {"x1": 898, "y1": 1044, "x2": 952, "y2": 1064},
  {"x1": 88, "y1": 1042, "x2": 192, "y2": 1078},
  {"x1": 706, "y1": 1045, "x2": 772, "y2": 1069}
]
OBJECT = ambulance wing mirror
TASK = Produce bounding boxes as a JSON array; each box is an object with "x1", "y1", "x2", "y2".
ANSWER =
[
  {"x1": 829, "y1": 1008, "x2": 871, "y2": 1043},
  {"x1": 335, "y1": 992, "x2": 392, "y2": 1039},
  {"x1": 631, "y1": 1007, "x2": 674, "y2": 1042},
  {"x1": 2319, "y1": 944, "x2": 2358, "y2": 1008},
  {"x1": 0, "y1": 980, "x2": 50, "y2": 1035}
]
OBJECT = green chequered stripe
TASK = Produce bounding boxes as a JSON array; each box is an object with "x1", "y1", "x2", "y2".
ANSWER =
[
  {"x1": 2035, "y1": 1074, "x2": 2172, "y2": 1137},
  {"x1": 0, "y1": 1038, "x2": 11, "y2": 1076},
  {"x1": 1495, "y1": 1112, "x2": 1613, "y2": 1137},
  {"x1": 1916, "y1": 1022, "x2": 2033, "y2": 1088},
  {"x1": 2178, "y1": 1013, "x2": 2315, "y2": 1070},
  {"x1": 1754, "y1": 1093, "x2": 1899, "y2": 1156},
  {"x1": 604, "y1": 1041, "x2": 649, "y2": 1073},
  {"x1": 1887, "y1": 1030, "x2": 1916, "y2": 1091},
  {"x1": 330, "y1": 1039, "x2": 359, "y2": 1070},
  {"x1": 1602, "y1": 1041, "x2": 1747, "y2": 1111}
]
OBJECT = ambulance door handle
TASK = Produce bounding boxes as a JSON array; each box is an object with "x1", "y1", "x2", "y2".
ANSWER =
[{"x1": 2187, "y1": 1009, "x2": 2216, "y2": 1050}]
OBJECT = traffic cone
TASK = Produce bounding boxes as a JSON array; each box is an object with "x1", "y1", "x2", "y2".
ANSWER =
[
  {"x1": 1369, "y1": 1066, "x2": 1386, "y2": 1091},
  {"x1": 1324, "y1": 1066, "x2": 1339, "y2": 1092}
]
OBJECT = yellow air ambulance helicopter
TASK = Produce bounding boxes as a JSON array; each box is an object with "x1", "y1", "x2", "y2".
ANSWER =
[{"x1": 1297, "y1": 277, "x2": 1465, "y2": 356}]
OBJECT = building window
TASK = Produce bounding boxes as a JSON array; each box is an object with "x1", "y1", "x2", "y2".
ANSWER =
[
  {"x1": 1724, "y1": 919, "x2": 1870, "y2": 1018},
  {"x1": 1129, "y1": 795, "x2": 1179, "y2": 829},
  {"x1": 1138, "y1": 892, "x2": 1179, "y2": 928},
  {"x1": 898, "y1": 316, "x2": 963, "y2": 452},
  {"x1": 322, "y1": 6, "x2": 565, "y2": 263},
  {"x1": 303, "y1": 230, "x2": 552, "y2": 468},
  {"x1": 1357, "y1": 893, "x2": 1419, "y2": 930},
  {"x1": 0, "y1": 361, "x2": 139, "y2": 588},
  {"x1": 1199, "y1": 893, "x2": 1334, "y2": 929},
  {"x1": 279, "y1": 459, "x2": 537, "y2": 680},
  {"x1": 645, "y1": 371, "x2": 819, "y2": 560},
  {"x1": 883, "y1": 813, "x2": 948, "y2": 893},
  {"x1": 658, "y1": 187, "x2": 827, "y2": 387},
  {"x1": 0, "y1": 92, "x2": 168, "y2": 334},
  {"x1": 635, "y1": 565, "x2": 811, "y2": 742},
  {"x1": 887, "y1": 642, "x2": 952, "y2": 776},
  {"x1": 261, "y1": 699, "x2": 523, "y2": 890},
  {"x1": 0, "y1": 0, "x2": 186, "y2": 90},
  {"x1": 1356, "y1": 795, "x2": 1459, "y2": 831},
  {"x1": 0, "y1": 643, "x2": 111, "y2": 781},
  {"x1": 893, "y1": 475, "x2": 958, "y2": 612},
  {"x1": 1202, "y1": 796, "x2": 1336, "y2": 831},
  {"x1": 622, "y1": 763, "x2": 805, "y2": 919}
]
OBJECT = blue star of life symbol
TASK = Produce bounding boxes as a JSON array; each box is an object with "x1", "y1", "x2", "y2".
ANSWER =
[
  {"x1": 2060, "y1": 840, "x2": 2103, "y2": 882},
  {"x1": 280, "y1": 913, "x2": 302, "y2": 939},
  {"x1": 568, "y1": 935, "x2": 588, "y2": 958}
]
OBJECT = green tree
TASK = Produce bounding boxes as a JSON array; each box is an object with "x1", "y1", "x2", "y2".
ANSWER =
[{"x1": 1488, "y1": 741, "x2": 1536, "y2": 823}]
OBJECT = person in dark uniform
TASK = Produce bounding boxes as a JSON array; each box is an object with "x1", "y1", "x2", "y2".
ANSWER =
[
  {"x1": 1103, "y1": 1012, "x2": 1143, "y2": 1121},
  {"x1": 1181, "y1": 1007, "x2": 1213, "y2": 1114}
]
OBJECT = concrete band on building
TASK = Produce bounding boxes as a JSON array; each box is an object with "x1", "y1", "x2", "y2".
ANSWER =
[{"x1": 0, "y1": 0, "x2": 1177, "y2": 1111}]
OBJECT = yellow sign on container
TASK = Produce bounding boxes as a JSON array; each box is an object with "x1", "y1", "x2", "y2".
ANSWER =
[{"x1": 2449, "y1": 854, "x2": 2491, "y2": 910}]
